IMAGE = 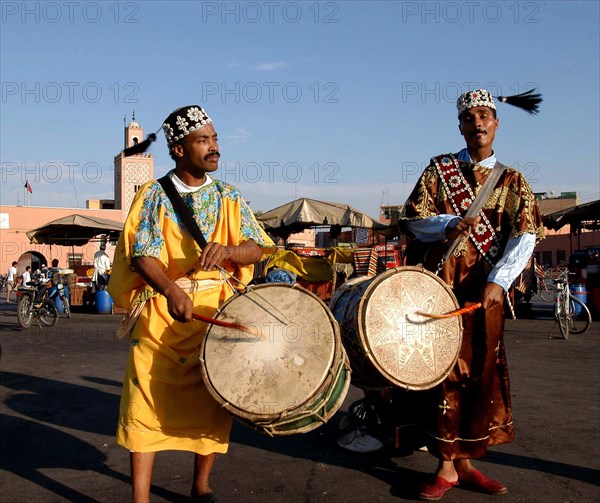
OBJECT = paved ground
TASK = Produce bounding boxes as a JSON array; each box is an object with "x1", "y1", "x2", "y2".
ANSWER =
[{"x1": 1, "y1": 297, "x2": 599, "y2": 502}]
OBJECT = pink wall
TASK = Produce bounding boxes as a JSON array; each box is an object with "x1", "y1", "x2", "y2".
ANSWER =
[
  {"x1": 0, "y1": 205, "x2": 128, "y2": 274},
  {"x1": 534, "y1": 228, "x2": 600, "y2": 267}
]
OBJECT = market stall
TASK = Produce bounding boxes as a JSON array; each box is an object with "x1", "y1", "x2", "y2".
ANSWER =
[{"x1": 26, "y1": 214, "x2": 123, "y2": 310}]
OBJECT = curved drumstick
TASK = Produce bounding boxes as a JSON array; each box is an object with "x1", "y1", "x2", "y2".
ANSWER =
[
  {"x1": 192, "y1": 312, "x2": 263, "y2": 338},
  {"x1": 416, "y1": 302, "x2": 482, "y2": 319}
]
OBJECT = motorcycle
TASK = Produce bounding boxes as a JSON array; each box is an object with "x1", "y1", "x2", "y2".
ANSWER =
[
  {"x1": 16, "y1": 273, "x2": 59, "y2": 329},
  {"x1": 48, "y1": 279, "x2": 71, "y2": 318}
]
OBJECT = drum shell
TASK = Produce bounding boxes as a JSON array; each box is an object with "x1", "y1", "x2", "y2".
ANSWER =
[
  {"x1": 329, "y1": 266, "x2": 463, "y2": 391},
  {"x1": 200, "y1": 283, "x2": 350, "y2": 436}
]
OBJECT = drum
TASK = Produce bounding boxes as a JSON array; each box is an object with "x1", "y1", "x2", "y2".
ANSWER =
[
  {"x1": 200, "y1": 283, "x2": 350, "y2": 436},
  {"x1": 329, "y1": 266, "x2": 462, "y2": 390}
]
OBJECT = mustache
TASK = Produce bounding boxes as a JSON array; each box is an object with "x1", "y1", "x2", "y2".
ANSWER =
[
  {"x1": 471, "y1": 129, "x2": 487, "y2": 137},
  {"x1": 204, "y1": 152, "x2": 221, "y2": 161}
]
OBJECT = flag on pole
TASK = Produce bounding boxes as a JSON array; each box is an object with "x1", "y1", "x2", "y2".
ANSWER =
[{"x1": 24, "y1": 180, "x2": 33, "y2": 193}]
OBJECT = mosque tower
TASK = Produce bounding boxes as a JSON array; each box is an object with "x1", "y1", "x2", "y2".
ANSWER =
[{"x1": 113, "y1": 112, "x2": 154, "y2": 211}]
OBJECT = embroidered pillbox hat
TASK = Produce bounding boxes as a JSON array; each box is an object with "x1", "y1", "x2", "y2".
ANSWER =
[
  {"x1": 122, "y1": 105, "x2": 213, "y2": 157},
  {"x1": 162, "y1": 105, "x2": 212, "y2": 146},
  {"x1": 457, "y1": 88, "x2": 542, "y2": 117},
  {"x1": 456, "y1": 89, "x2": 496, "y2": 116}
]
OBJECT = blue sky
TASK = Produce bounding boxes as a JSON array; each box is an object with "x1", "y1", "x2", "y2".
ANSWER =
[{"x1": 1, "y1": 0, "x2": 599, "y2": 218}]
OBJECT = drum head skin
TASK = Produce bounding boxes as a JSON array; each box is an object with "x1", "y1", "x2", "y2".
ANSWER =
[
  {"x1": 360, "y1": 266, "x2": 462, "y2": 390},
  {"x1": 329, "y1": 266, "x2": 463, "y2": 390},
  {"x1": 201, "y1": 284, "x2": 339, "y2": 420}
]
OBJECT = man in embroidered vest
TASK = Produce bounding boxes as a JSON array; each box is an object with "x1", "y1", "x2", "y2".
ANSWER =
[
  {"x1": 108, "y1": 105, "x2": 275, "y2": 503},
  {"x1": 399, "y1": 89, "x2": 544, "y2": 500}
]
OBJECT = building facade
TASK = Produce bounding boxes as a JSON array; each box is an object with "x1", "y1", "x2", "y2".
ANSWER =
[{"x1": 0, "y1": 117, "x2": 154, "y2": 275}]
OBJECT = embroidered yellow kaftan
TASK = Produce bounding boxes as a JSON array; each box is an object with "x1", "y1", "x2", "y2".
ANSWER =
[{"x1": 108, "y1": 175, "x2": 274, "y2": 454}]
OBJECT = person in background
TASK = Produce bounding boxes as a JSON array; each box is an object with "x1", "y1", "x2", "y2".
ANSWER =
[
  {"x1": 48, "y1": 259, "x2": 61, "y2": 279},
  {"x1": 6, "y1": 261, "x2": 17, "y2": 302},
  {"x1": 22, "y1": 266, "x2": 32, "y2": 286},
  {"x1": 92, "y1": 243, "x2": 111, "y2": 291}
]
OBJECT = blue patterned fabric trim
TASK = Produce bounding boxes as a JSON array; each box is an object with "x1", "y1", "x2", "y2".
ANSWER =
[{"x1": 132, "y1": 175, "x2": 267, "y2": 259}]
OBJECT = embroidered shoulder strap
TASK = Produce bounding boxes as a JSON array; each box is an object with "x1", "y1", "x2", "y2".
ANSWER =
[
  {"x1": 432, "y1": 153, "x2": 503, "y2": 265},
  {"x1": 158, "y1": 175, "x2": 209, "y2": 249}
]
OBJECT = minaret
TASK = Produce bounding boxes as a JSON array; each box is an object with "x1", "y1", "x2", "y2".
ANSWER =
[{"x1": 114, "y1": 111, "x2": 154, "y2": 211}]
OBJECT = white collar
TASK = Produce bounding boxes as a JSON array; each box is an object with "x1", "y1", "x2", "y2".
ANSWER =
[
  {"x1": 457, "y1": 148, "x2": 497, "y2": 169},
  {"x1": 169, "y1": 171, "x2": 213, "y2": 193}
]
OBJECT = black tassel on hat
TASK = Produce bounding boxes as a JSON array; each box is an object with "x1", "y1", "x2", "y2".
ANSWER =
[
  {"x1": 123, "y1": 105, "x2": 213, "y2": 157},
  {"x1": 123, "y1": 128, "x2": 161, "y2": 157},
  {"x1": 496, "y1": 89, "x2": 543, "y2": 115},
  {"x1": 458, "y1": 88, "x2": 543, "y2": 117}
]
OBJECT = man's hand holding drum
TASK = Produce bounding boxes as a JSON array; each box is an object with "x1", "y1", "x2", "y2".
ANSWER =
[{"x1": 199, "y1": 241, "x2": 262, "y2": 272}]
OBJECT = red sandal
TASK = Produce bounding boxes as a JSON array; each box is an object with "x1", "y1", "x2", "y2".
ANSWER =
[
  {"x1": 458, "y1": 469, "x2": 508, "y2": 495},
  {"x1": 419, "y1": 476, "x2": 459, "y2": 501}
]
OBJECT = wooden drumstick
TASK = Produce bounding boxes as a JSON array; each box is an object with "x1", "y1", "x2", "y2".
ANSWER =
[
  {"x1": 192, "y1": 312, "x2": 263, "y2": 338},
  {"x1": 216, "y1": 265, "x2": 291, "y2": 325},
  {"x1": 416, "y1": 302, "x2": 482, "y2": 319}
]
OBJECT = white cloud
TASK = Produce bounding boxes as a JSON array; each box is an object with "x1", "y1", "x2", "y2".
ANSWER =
[
  {"x1": 250, "y1": 61, "x2": 287, "y2": 72},
  {"x1": 226, "y1": 128, "x2": 253, "y2": 144}
]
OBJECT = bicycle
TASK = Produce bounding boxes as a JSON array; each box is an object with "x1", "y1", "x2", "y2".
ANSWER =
[
  {"x1": 538, "y1": 274, "x2": 556, "y2": 302},
  {"x1": 553, "y1": 271, "x2": 591, "y2": 339},
  {"x1": 534, "y1": 264, "x2": 557, "y2": 302}
]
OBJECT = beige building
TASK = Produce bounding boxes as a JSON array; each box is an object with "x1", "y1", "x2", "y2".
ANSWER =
[{"x1": 0, "y1": 117, "x2": 154, "y2": 275}]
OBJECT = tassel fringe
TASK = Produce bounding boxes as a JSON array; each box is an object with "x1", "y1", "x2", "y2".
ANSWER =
[
  {"x1": 123, "y1": 133, "x2": 157, "y2": 157},
  {"x1": 497, "y1": 89, "x2": 543, "y2": 115}
]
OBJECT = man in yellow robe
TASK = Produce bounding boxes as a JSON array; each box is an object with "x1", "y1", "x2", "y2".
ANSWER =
[{"x1": 108, "y1": 105, "x2": 274, "y2": 503}]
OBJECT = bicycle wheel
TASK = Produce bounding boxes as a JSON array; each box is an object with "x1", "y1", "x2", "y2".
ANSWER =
[
  {"x1": 556, "y1": 291, "x2": 570, "y2": 339},
  {"x1": 17, "y1": 296, "x2": 33, "y2": 329},
  {"x1": 62, "y1": 296, "x2": 71, "y2": 318},
  {"x1": 540, "y1": 285, "x2": 555, "y2": 302},
  {"x1": 39, "y1": 301, "x2": 58, "y2": 327},
  {"x1": 568, "y1": 296, "x2": 591, "y2": 335}
]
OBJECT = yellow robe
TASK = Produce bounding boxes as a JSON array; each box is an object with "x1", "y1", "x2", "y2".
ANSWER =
[{"x1": 108, "y1": 175, "x2": 274, "y2": 454}]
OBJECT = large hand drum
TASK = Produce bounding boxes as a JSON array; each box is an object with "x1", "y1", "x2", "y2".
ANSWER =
[
  {"x1": 200, "y1": 283, "x2": 350, "y2": 436},
  {"x1": 329, "y1": 266, "x2": 462, "y2": 390}
]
